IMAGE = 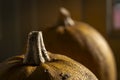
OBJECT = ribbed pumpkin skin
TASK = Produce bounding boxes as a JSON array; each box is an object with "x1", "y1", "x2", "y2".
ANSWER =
[
  {"x1": 0, "y1": 52, "x2": 98, "y2": 80},
  {"x1": 0, "y1": 31, "x2": 98, "y2": 80},
  {"x1": 43, "y1": 22, "x2": 117, "y2": 80}
]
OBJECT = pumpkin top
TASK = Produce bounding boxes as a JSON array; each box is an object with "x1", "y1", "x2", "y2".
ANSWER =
[{"x1": 0, "y1": 31, "x2": 98, "y2": 80}]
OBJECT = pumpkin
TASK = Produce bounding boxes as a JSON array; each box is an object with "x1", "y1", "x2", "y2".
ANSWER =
[
  {"x1": 43, "y1": 8, "x2": 117, "y2": 80},
  {"x1": 0, "y1": 31, "x2": 98, "y2": 80}
]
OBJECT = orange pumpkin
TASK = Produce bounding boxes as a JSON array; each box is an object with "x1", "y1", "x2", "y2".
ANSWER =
[
  {"x1": 43, "y1": 8, "x2": 117, "y2": 80},
  {"x1": 0, "y1": 31, "x2": 98, "y2": 80}
]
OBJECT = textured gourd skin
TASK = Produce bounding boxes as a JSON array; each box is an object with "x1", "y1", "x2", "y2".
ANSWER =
[
  {"x1": 43, "y1": 21, "x2": 117, "y2": 80},
  {"x1": 0, "y1": 31, "x2": 98, "y2": 80},
  {"x1": 0, "y1": 52, "x2": 98, "y2": 80}
]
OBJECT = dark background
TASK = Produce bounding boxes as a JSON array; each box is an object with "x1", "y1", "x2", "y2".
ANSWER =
[{"x1": 0, "y1": 0, "x2": 119, "y2": 79}]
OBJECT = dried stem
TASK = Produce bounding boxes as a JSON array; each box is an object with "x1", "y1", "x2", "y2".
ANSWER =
[
  {"x1": 59, "y1": 7, "x2": 75, "y2": 26},
  {"x1": 23, "y1": 31, "x2": 50, "y2": 66}
]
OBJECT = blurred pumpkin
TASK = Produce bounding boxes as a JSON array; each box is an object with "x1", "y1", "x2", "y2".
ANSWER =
[
  {"x1": 43, "y1": 8, "x2": 117, "y2": 80},
  {"x1": 0, "y1": 31, "x2": 98, "y2": 80}
]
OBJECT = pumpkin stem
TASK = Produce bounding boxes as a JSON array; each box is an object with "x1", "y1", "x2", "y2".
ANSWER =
[
  {"x1": 23, "y1": 31, "x2": 50, "y2": 65},
  {"x1": 59, "y1": 7, "x2": 75, "y2": 26}
]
